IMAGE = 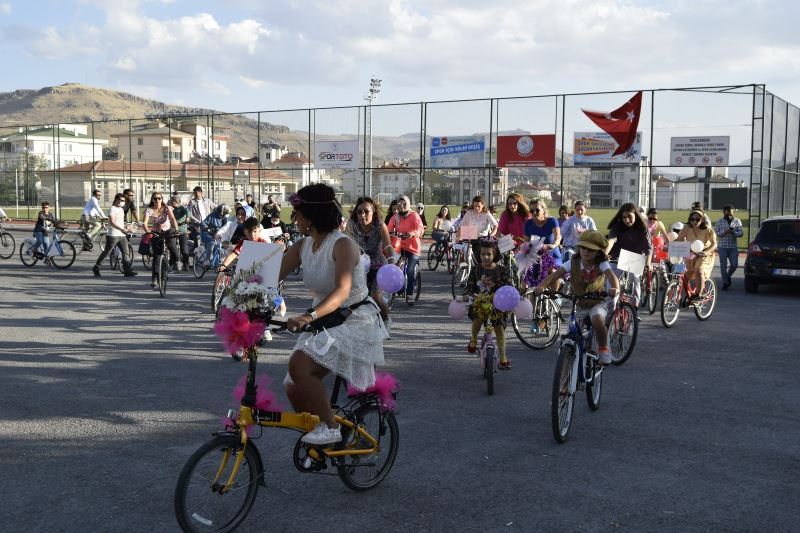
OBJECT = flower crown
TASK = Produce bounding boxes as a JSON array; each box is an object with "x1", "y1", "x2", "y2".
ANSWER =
[{"x1": 288, "y1": 193, "x2": 339, "y2": 208}]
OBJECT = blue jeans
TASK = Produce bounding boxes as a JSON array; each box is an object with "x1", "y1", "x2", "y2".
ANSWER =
[
  {"x1": 404, "y1": 252, "x2": 419, "y2": 294},
  {"x1": 718, "y1": 247, "x2": 738, "y2": 286},
  {"x1": 34, "y1": 230, "x2": 50, "y2": 254}
]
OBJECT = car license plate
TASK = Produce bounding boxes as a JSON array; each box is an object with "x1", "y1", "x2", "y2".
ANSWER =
[{"x1": 773, "y1": 268, "x2": 800, "y2": 276}]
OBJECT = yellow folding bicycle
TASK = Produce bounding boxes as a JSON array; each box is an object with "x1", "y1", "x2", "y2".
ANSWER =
[{"x1": 174, "y1": 317, "x2": 399, "y2": 532}]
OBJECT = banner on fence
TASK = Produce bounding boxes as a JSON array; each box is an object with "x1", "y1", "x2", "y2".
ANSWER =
[
  {"x1": 496, "y1": 134, "x2": 556, "y2": 167},
  {"x1": 428, "y1": 135, "x2": 486, "y2": 168},
  {"x1": 669, "y1": 136, "x2": 730, "y2": 166},
  {"x1": 573, "y1": 131, "x2": 642, "y2": 165},
  {"x1": 315, "y1": 140, "x2": 359, "y2": 169}
]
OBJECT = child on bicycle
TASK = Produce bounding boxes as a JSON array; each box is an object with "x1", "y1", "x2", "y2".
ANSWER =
[
  {"x1": 464, "y1": 238, "x2": 514, "y2": 369},
  {"x1": 534, "y1": 230, "x2": 619, "y2": 365}
]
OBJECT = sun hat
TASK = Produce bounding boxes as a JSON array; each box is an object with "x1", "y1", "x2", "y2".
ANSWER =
[{"x1": 576, "y1": 229, "x2": 608, "y2": 251}]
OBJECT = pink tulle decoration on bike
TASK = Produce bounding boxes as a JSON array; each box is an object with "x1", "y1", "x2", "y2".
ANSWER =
[
  {"x1": 224, "y1": 375, "x2": 284, "y2": 434},
  {"x1": 347, "y1": 371, "x2": 399, "y2": 411},
  {"x1": 214, "y1": 307, "x2": 266, "y2": 354}
]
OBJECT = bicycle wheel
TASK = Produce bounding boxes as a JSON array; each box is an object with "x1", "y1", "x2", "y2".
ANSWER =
[
  {"x1": 0, "y1": 231, "x2": 15, "y2": 259},
  {"x1": 157, "y1": 255, "x2": 168, "y2": 297},
  {"x1": 174, "y1": 435, "x2": 261, "y2": 533},
  {"x1": 109, "y1": 248, "x2": 119, "y2": 271},
  {"x1": 451, "y1": 264, "x2": 469, "y2": 299},
  {"x1": 660, "y1": 279, "x2": 682, "y2": 328},
  {"x1": 212, "y1": 272, "x2": 231, "y2": 316},
  {"x1": 484, "y1": 346, "x2": 495, "y2": 396},
  {"x1": 19, "y1": 240, "x2": 38, "y2": 266},
  {"x1": 639, "y1": 272, "x2": 650, "y2": 311},
  {"x1": 551, "y1": 343, "x2": 577, "y2": 443},
  {"x1": 609, "y1": 301, "x2": 638, "y2": 366},
  {"x1": 694, "y1": 279, "x2": 716, "y2": 321},
  {"x1": 337, "y1": 404, "x2": 399, "y2": 491},
  {"x1": 646, "y1": 270, "x2": 660, "y2": 315},
  {"x1": 512, "y1": 291, "x2": 561, "y2": 350},
  {"x1": 50, "y1": 240, "x2": 76, "y2": 269},
  {"x1": 426, "y1": 244, "x2": 439, "y2": 271},
  {"x1": 98, "y1": 234, "x2": 106, "y2": 253},
  {"x1": 445, "y1": 247, "x2": 455, "y2": 274},
  {"x1": 193, "y1": 247, "x2": 207, "y2": 279},
  {"x1": 586, "y1": 356, "x2": 602, "y2": 411},
  {"x1": 142, "y1": 253, "x2": 152, "y2": 269}
]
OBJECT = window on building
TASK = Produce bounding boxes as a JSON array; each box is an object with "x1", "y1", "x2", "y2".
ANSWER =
[
  {"x1": 137, "y1": 151, "x2": 144, "y2": 159},
  {"x1": 137, "y1": 138, "x2": 144, "y2": 146},
  {"x1": 613, "y1": 185, "x2": 623, "y2": 193},
  {"x1": 214, "y1": 141, "x2": 220, "y2": 150},
  {"x1": 630, "y1": 179, "x2": 636, "y2": 186},
  {"x1": 201, "y1": 140, "x2": 207, "y2": 150}
]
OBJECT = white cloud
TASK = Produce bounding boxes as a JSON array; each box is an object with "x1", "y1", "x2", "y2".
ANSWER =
[
  {"x1": 238, "y1": 75, "x2": 267, "y2": 89},
  {"x1": 0, "y1": 3, "x2": 11, "y2": 15},
  {"x1": 112, "y1": 56, "x2": 137, "y2": 71}
]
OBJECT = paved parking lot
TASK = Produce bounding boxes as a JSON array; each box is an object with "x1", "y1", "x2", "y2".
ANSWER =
[{"x1": 1, "y1": 230, "x2": 798, "y2": 532}]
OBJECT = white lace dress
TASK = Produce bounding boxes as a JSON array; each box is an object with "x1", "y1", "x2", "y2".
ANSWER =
[{"x1": 291, "y1": 231, "x2": 387, "y2": 390}]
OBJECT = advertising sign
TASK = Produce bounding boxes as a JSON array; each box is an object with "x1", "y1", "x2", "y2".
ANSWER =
[
  {"x1": 496, "y1": 134, "x2": 556, "y2": 167},
  {"x1": 669, "y1": 136, "x2": 730, "y2": 166},
  {"x1": 428, "y1": 135, "x2": 486, "y2": 168},
  {"x1": 573, "y1": 131, "x2": 642, "y2": 165},
  {"x1": 315, "y1": 140, "x2": 359, "y2": 170}
]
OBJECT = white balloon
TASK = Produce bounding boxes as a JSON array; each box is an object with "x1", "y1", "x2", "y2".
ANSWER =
[
  {"x1": 666, "y1": 231, "x2": 678, "y2": 242},
  {"x1": 669, "y1": 256, "x2": 681, "y2": 265},
  {"x1": 690, "y1": 239, "x2": 705, "y2": 253}
]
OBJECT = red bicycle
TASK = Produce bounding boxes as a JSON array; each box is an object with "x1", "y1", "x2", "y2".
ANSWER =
[{"x1": 660, "y1": 262, "x2": 717, "y2": 327}]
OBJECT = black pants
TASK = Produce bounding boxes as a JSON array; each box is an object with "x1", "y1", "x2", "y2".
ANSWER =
[
  {"x1": 152, "y1": 235, "x2": 179, "y2": 278},
  {"x1": 176, "y1": 233, "x2": 190, "y2": 266}
]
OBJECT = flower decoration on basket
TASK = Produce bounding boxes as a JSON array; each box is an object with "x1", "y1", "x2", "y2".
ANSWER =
[{"x1": 214, "y1": 257, "x2": 283, "y2": 356}]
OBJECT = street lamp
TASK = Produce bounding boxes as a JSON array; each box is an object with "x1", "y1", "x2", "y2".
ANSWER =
[{"x1": 365, "y1": 77, "x2": 381, "y2": 197}]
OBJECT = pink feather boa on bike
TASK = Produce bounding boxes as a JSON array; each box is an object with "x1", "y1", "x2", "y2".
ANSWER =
[
  {"x1": 213, "y1": 307, "x2": 266, "y2": 355},
  {"x1": 346, "y1": 371, "x2": 399, "y2": 411},
  {"x1": 223, "y1": 374, "x2": 285, "y2": 434}
]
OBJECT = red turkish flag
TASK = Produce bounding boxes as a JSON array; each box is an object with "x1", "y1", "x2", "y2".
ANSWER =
[{"x1": 582, "y1": 91, "x2": 642, "y2": 156}]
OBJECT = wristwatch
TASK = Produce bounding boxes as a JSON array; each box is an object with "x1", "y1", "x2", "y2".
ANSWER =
[{"x1": 307, "y1": 308, "x2": 318, "y2": 320}]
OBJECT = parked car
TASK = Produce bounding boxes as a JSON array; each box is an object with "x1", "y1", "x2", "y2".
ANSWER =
[{"x1": 744, "y1": 215, "x2": 800, "y2": 293}]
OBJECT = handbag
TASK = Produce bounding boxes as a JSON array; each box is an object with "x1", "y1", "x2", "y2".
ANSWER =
[{"x1": 138, "y1": 233, "x2": 152, "y2": 255}]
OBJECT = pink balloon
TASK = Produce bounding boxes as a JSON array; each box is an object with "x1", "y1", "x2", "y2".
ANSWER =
[
  {"x1": 376, "y1": 264, "x2": 405, "y2": 293},
  {"x1": 448, "y1": 300, "x2": 468, "y2": 319},
  {"x1": 513, "y1": 297, "x2": 533, "y2": 319},
  {"x1": 493, "y1": 285, "x2": 520, "y2": 312}
]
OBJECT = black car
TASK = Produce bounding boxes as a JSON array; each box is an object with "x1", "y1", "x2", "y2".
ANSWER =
[{"x1": 744, "y1": 215, "x2": 800, "y2": 293}]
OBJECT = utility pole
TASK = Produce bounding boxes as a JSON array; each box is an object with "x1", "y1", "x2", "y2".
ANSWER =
[{"x1": 365, "y1": 78, "x2": 381, "y2": 197}]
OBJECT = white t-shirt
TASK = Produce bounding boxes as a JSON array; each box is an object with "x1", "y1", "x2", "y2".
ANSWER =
[{"x1": 107, "y1": 205, "x2": 126, "y2": 237}]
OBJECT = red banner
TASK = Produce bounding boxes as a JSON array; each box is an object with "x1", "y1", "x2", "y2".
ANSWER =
[{"x1": 496, "y1": 134, "x2": 556, "y2": 167}]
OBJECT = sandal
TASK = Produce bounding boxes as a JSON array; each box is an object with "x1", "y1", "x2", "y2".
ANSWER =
[
  {"x1": 467, "y1": 340, "x2": 477, "y2": 353},
  {"x1": 499, "y1": 359, "x2": 512, "y2": 370}
]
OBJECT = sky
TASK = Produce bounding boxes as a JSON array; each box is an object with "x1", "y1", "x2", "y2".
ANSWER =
[{"x1": 0, "y1": 0, "x2": 798, "y2": 166}]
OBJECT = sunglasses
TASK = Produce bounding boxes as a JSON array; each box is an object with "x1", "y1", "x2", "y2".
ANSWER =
[
  {"x1": 357, "y1": 209, "x2": 372, "y2": 215},
  {"x1": 690, "y1": 217, "x2": 701, "y2": 222},
  {"x1": 531, "y1": 208, "x2": 541, "y2": 213}
]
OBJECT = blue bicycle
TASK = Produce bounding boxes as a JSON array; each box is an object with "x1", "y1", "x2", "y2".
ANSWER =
[
  {"x1": 19, "y1": 221, "x2": 76, "y2": 269},
  {"x1": 193, "y1": 228, "x2": 225, "y2": 279},
  {"x1": 547, "y1": 290, "x2": 609, "y2": 443}
]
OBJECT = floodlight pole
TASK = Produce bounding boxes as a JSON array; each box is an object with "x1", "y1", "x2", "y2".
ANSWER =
[{"x1": 365, "y1": 78, "x2": 381, "y2": 197}]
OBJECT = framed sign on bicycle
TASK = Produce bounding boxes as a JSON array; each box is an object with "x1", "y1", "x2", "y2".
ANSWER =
[{"x1": 237, "y1": 241, "x2": 284, "y2": 288}]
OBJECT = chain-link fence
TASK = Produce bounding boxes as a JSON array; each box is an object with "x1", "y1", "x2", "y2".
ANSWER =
[{"x1": 1, "y1": 84, "x2": 797, "y2": 242}]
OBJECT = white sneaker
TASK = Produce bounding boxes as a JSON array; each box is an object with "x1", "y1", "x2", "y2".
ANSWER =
[
  {"x1": 598, "y1": 349, "x2": 613, "y2": 365},
  {"x1": 301, "y1": 422, "x2": 342, "y2": 445}
]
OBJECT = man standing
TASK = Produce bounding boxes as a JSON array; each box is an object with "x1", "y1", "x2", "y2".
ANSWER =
[
  {"x1": 188, "y1": 186, "x2": 215, "y2": 224},
  {"x1": 261, "y1": 194, "x2": 280, "y2": 218},
  {"x1": 81, "y1": 189, "x2": 106, "y2": 251},
  {"x1": 122, "y1": 188, "x2": 140, "y2": 225},
  {"x1": 245, "y1": 194, "x2": 256, "y2": 211},
  {"x1": 170, "y1": 196, "x2": 191, "y2": 272},
  {"x1": 714, "y1": 204, "x2": 743, "y2": 290},
  {"x1": 92, "y1": 193, "x2": 136, "y2": 277}
]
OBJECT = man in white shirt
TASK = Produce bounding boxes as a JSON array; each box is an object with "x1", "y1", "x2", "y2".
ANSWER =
[
  {"x1": 92, "y1": 193, "x2": 137, "y2": 277},
  {"x1": 80, "y1": 189, "x2": 106, "y2": 251},
  {"x1": 188, "y1": 186, "x2": 215, "y2": 224}
]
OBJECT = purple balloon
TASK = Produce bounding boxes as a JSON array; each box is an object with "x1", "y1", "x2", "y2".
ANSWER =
[
  {"x1": 448, "y1": 300, "x2": 468, "y2": 319},
  {"x1": 376, "y1": 264, "x2": 405, "y2": 293},
  {"x1": 493, "y1": 285, "x2": 520, "y2": 312}
]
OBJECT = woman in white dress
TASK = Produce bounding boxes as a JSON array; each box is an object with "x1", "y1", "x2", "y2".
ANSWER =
[{"x1": 280, "y1": 183, "x2": 387, "y2": 446}]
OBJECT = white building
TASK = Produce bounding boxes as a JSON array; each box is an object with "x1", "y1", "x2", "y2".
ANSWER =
[
  {"x1": 264, "y1": 152, "x2": 329, "y2": 188},
  {"x1": 588, "y1": 164, "x2": 650, "y2": 208},
  {"x1": 671, "y1": 175, "x2": 742, "y2": 210},
  {"x1": 110, "y1": 120, "x2": 230, "y2": 164},
  {"x1": 0, "y1": 124, "x2": 108, "y2": 170}
]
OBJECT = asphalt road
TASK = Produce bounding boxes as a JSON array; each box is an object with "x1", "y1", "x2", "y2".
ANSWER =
[{"x1": 1, "y1": 230, "x2": 798, "y2": 532}]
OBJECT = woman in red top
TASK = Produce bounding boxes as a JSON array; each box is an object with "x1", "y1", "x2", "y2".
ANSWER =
[
  {"x1": 497, "y1": 192, "x2": 530, "y2": 245},
  {"x1": 386, "y1": 195, "x2": 425, "y2": 305}
]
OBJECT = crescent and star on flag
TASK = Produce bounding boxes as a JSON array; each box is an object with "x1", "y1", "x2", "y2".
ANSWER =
[{"x1": 582, "y1": 91, "x2": 643, "y2": 156}]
